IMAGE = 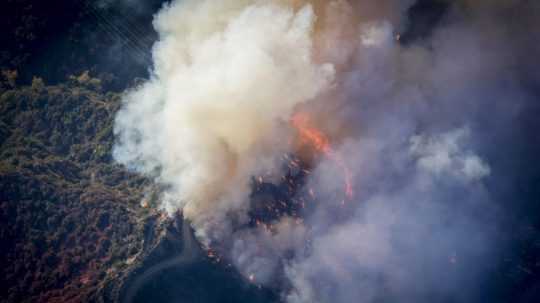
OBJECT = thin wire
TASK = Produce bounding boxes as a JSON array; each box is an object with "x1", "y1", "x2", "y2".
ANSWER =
[
  {"x1": 79, "y1": 0, "x2": 153, "y2": 65},
  {"x1": 96, "y1": 5, "x2": 156, "y2": 47},
  {"x1": 87, "y1": 5, "x2": 151, "y2": 62}
]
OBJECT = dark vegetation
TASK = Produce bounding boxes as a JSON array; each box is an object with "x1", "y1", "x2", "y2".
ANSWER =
[{"x1": 0, "y1": 73, "x2": 162, "y2": 303}]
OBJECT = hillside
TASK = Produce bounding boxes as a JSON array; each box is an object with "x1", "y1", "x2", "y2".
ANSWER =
[{"x1": 0, "y1": 73, "x2": 165, "y2": 302}]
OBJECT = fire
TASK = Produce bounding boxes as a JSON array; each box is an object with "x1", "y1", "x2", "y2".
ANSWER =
[
  {"x1": 291, "y1": 112, "x2": 353, "y2": 200},
  {"x1": 292, "y1": 113, "x2": 331, "y2": 153}
]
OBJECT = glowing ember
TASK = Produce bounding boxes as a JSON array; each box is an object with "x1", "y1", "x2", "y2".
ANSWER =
[{"x1": 291, "y1": 112, "x2": 354, "y2": 200}]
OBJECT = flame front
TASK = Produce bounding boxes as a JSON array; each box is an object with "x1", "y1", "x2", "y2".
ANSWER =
[{"x1": 291, "y1": 112, "x2": 354, "y2": 200}]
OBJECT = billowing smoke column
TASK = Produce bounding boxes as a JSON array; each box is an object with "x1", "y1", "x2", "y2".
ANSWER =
[
  {"x1": 114, "y1": 0, "x2": 539, "y2": 302},
  {"x1": 115, "y1": 0, "x2": 340, "y2": 247}
]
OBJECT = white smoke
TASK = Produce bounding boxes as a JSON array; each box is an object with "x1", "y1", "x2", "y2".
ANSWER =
[
  {"x1": 410, "y1": 127, "x2": 491, "y2": 181},
  {"x1": 114, "y1": 0, "x2": 334, "y2": 244},
  {"x1": 112, "y1": 0, "x2": 537, "y2": 302}
]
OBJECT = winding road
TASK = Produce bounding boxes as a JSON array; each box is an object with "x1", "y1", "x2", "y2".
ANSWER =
[{"x1": 121, "y1": 215, "x2": 200, "y2": 303}]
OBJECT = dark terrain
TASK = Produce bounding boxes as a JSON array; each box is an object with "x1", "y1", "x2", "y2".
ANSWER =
[
  {"x1": 0, "y1": 2, "x2": 164, "y2": 300},
  {"x1": 0, "y1": 73, "x2": 170, "y2": 302}
]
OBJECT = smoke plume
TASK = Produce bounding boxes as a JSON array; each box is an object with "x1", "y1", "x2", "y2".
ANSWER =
[{"x1": 114, "y1": 0, "x2": 540, "y2": 302}]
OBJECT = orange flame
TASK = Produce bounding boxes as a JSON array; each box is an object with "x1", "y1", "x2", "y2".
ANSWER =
[{"x1": 291, "y1": 112, "x2": 353, "y2": 200}]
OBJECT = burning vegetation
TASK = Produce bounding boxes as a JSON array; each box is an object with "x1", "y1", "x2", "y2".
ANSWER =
[
  {"x1": 291, "y1": 112, "x2": 354, "y2": 201},
  {"x1": 204, "y1": 111, "x2": 355, "y2": 287}
]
